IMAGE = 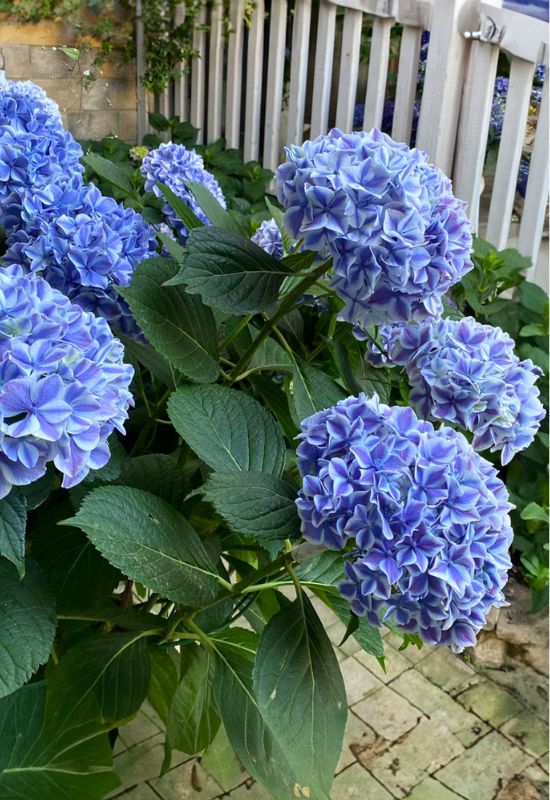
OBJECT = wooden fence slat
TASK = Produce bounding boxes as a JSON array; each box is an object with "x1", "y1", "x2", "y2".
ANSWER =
[
  {"x1": 335, "y1": 8, "x2": 363, "y2": 131},
  {"x1": 486, "y1": 56, "x2": 534, "y2": 249},
  {"x1": 174, "y1": 3, "x2": 188, "y2": 121},
  {"x1": 207, "y1": 1, "x2": 225, "y2": 143},
  {"x1": 226, "y1": 0, "x2": 245, "y2": 148},
  {"x1": 310, "y1": 0, "x2": 337, "y2": 138},
  {"x1": 243, "y1": 0, "x2": 265, "y2": 162},
  {"x1": 190, "y1": 5, "x2": 207, "y2": 142},
  {"x1": 263, "y1": 0, "x2": 288, "y2": 172},
  {"x1": 452, "y1": 39, "x2": 499, "y2": 229},
  {"x1": 363, "y1": 16, "x2": 393, "y2": 130},
  {"x1": 391, "y1": 24, "x2": 421, "y2": 143},
  {"x1": 286, "y1": 0, "x2": 313, "y2": 145},
  {"x1": 518, "y1": 77, "x2": 549, "y2": 278},
  {"x1": 135, "y1": 0, "x2": 147, "y2": 142}
]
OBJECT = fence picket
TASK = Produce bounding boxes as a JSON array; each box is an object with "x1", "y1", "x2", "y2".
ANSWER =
[
  {"x1": 286, "y1": 0, "x2": 313, "y2": 145},
  {"x1": 335, "y1": 9, "x2": 363, "y2": 131},
  {"x1": 190, "y1": 5, "x2": 207, "y2": 142},
  {"x1": 363, "y1": 17, "x2": 393, "y2": 130},
  {"x1": 486, "y1": 56, "x2": 534, "y2": 249},
  {"x1": 135, "y1": 0, "x2": 147, "y2": 141},
  {"x1": 243, "y1": 0, "x2": 265, "y2": 162},
  {"x1": 174, "y1": 4, "x2": 188, "y2": 121},
  {"x1": 518, "y1": 77, "x2": 549, "y2": 280},
  {"x1": 208, "y1": 1, "x2": 225, "y2": 143},
  {"x1": 453, "y1": 39, "x2": 499, "y2": 229},
  {"x1": 226, "y1": 0, "x2": 245, "y2": 148},
  {"x1": 391, "y1": 25, "x2": 421, "y2": 143},
  {"x1": 311, "y1": 0, "x2": 337, "y2": 138},
  {"x1": 263, "y1": 0, "x2": 288, "y2": 171}
]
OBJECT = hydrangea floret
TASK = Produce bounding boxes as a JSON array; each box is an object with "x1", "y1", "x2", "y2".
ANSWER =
[
  {"x1": 141, "y1": 142, "x2": 226, "y2": 243},
  {"x1": 276, "y1": 128, "x2": 473, "y2": 327},
  {"x1": 3, "y1": 177, "x2": 158, "y2": 338},
  {"x1": 376, "y1": 316, "x2": 545, "y2": 464},
  {"x1": 295, "y1": 393, "x2": 513, "y2": 652},
  {"x1": 251, "y1": 218, "x2": 284, "y2": 259},
  {"x1": 0, "y1": 267, "x2": 134, "y2": 498}
]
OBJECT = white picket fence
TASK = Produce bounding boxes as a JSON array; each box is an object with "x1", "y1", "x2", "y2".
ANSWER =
[{"x1": 137, "y1": 0, "x2": 549, "y2": 286}]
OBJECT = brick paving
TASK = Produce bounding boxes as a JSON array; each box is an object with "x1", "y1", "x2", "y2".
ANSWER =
[{"x1": 110, "y1": 596, "x2": 549, "y2": 800}]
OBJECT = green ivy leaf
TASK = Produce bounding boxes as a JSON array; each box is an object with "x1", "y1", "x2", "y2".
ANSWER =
[
  {"x1": 253, "y1": 594, "x2": 347, "y2": 800},
  {"x1": 0, "y1": 490, "x2": 26, "y2": 577},
  {"x1": 167, "y1": 646, "x2": 220, "y2": 755},
  {"x1": 201, "y1": 471, "x2": 299, "y2": 542},
  {"x1": 0, "y1": 559, "x2": 56, "y2": 699},
  {"x1": 62, "y1": 486, "x2": 221, "y2": 607},
  {"x1": 168, "y1": 384, "x2": 286, "y2": 476},
  {"x1": 165, "y1": 227, "x2": 292, "y2": 314},
  {"x1": 120, "y1": 258, "x2": 219, "y2": 383}
]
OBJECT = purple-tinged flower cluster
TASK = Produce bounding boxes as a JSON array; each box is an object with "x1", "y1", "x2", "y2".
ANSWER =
[
  {"x1": 0, "y1": 72, "x2": 83, "y2": 231},
  {"x1": 0, "y1": 267, "x2": 134, "y2": 497},
  {"x1": 141, "y1": 142, "x2": 226, "y2": 243},
  {"x1": 251, "y1": 218, "x2": 284, "y2": 259},
  {"x1": 295, "y1": 393, "x2": 513, "y2": 652},
  {"x1": 378, "y1": 317, "x2": 545, "y2": 465},
  {"x1": 276, "y1": 128, "x2": 473, "y2": 327},
  {"x1": 353, "y1": 101, "x2": 420, "y2": 145},
  {"x1": 3, "y1": 177, "x2": 158, "y2": 338}
]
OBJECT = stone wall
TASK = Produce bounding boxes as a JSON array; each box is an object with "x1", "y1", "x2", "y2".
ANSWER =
[{"x1": 0, "y1": 15, "x2": 138, "y2": 142}]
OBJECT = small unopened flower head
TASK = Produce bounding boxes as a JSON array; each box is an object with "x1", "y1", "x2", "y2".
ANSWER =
[{"x1": 251, "y1": 218, "x2": 284, "y2": 259}]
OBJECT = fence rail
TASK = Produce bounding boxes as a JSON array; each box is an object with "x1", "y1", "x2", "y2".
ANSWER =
[{"x1": 137, "y1": 0, "x2": 549, "y2": 286}]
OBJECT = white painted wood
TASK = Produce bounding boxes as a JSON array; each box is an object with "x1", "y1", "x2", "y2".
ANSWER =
[
  {"x1": 416, "y1": 0, "x2": 475, "y2": 174},
  {"x1": 263, "y1": 0, "x2": 288, "y2": 171},
  {"x1": 335, "y1": 8, "x2": 363, "y2": 131},
  {"x1": 479, "y1": 2, "x2": 548, "y2": 63},
  {"x1": 135, "y1": 0, "x2": 147, "y2": 141},
  {"x1": 208, "y1": 1, "x2": 225, "y2": 143},
  {"x1": 363, "y1": 16, "x2": 393, "y2": 130},
  {"x1": 311, "y1": 0, "x2": 337, "y2": 138},
  {"x1": 243, "y1": 0, "x2": 265, "y2": 162},
  {"x1": 159, "y1": 88, "x2": 170, "y2": 121},
  {"x1": 190, "y1": 5, "x2": 207, "y2": 142},
  {"x1": 395, "y1": 0, "x2": 433, "y2": 28},
  {"x1": 286, "y1": 0, "x2": 313, "y2": 145},
  {"x1": 486, "y1": 56, "x2": 534, "y2": 249},
  {"x1": 453, "y1": 39, "x2": 499, "y2": 229},
  {"x1": 392, "y1": 25, "x2": 421, "y2": 143},
  {"x1": 226, "y1": 0, "x2": 245, "y2": 148},
  {"x1": 174, "y1": 4, "x2": 188, "y2": 121},
  {"x1": 518, "y1": 77, "x2": 549, "y2": 275}
]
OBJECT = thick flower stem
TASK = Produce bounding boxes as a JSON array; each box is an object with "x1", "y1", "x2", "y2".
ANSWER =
[{"x1": 228, "y1": 259, "x2": 332, "y2": 383}]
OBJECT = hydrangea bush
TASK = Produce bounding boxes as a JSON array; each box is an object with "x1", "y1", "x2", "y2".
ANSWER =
[{"x1": 0, "y1": 80, "x2": 546, "y2": 800}]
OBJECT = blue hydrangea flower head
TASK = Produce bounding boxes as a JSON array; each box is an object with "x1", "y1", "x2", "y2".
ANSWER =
[
  {"x1": 378, "y1": 316, "x2": 545, "y2": 464},
  {"x1": 0, "y1": 76, "x2": 83, "y2": 231},
  {"x1": 140, "y1": 142, "x2": 226, "y2": 243},
  {"x1": 3, "y1": 177, "x2": 158, "y2": 338},
  {"x1": 251, "y1": 218, "x2": 284, "y2": 259},
  {"x1": 276, "y1": 128, "x2": 473, "y2": 327},
  {"x1": 295, "y1": 393, "x2": 513, "y2": 652},
  {"x1": 0, "y1": 266, "x2": 134, "y2": 497}
]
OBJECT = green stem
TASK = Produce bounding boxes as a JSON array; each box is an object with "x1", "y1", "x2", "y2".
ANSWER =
[
  {"x1": 220, "y1": 313, "x2": 254, "y2": 351},
  {"x1": 228, "y1": 259, "x2": 331, "y2": 382}
]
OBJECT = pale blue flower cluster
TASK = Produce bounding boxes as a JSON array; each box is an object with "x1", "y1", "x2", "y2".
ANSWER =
[
  {"x1": 0, "y1": 267, "x2": 134, "y2": 497},
  {"x1": 276, "y1": 129, "x2": 473, "y2": 327},
  {"x1": 3, "y1": 177, "x2": 158, "y2": 338},
  {"x1": 251, "y1": 218, "x2": 284, "y2": 259},
  {"x1": 378, "y1": 317, "x2": 545, "y2": 465},
  {"x1": 0, "y1": 72, "x2": 83, "y2": 231},
  {"x1": 295, "y1": 394, "x2": 513, "y2": 652},
  {"x1": 141, "y1": 142, "x2": 226, "y2": 242}
]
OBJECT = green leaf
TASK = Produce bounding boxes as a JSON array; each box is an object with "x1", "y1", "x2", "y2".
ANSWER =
[
  {"x1": 0, "y1": 490, "x2": 26, "y2": 577},
  {"x1": 201, "y1": 724, "x2": 242, "y2": 792},
  {"x1": 120, "y1": 257, "x2": 219, "y2": 383},
  {"x1": 168, "y1": 384, "x2": 286, "y2": 476},
  {"x1": 0, "y1": 682, "x2": 119, "y2": 799},
  {"x1": 248, "y1": 337, "x2": 294, "y2": 375},
  {"x1": 186, "y1": 181, "x2": 245, "y2": 234},
  {"x1": 62, "y1": 486, "x2": 220, "y2": 607},
  {"x1": 158, "y1": 232, "x2": 187, "y2": 263},
  {"x1": 291, "y1": 358, "x2": 346, "y2": 423},
  {"x1": 58, "y1": 45, "x2": 80, "y2": 59},
  {"x1": 519, "y1": 281, "x2": 548, "y2": 314},
  {"x1": 118, "y1": 454, "x2": 188, "y2": 509},
  {"x1": 82, "y1": 153, "x2": 135, "y2": 197},
  {"x1": 165, "y1": 227, "x2": 292, "y2": 314},
  {"x1": 148, "y1": 111, "x2": 170, "y2": 131},
  {"x1": 121, "y1": 336, "x2": 180, "y2": 390},
  {"x1": 156, "y1": 182, "x2": 204, "y2": 231},
  {"x1": 167, "y1": 645, "x2": 220, "y2": 755},
  {"x1": 0, "y1": 559, "x2": 56, "y2": 699},
  {"x1": 253, "y1": 594, "x2": 347, "y2": 800},
  {"x1": 295, "y1": 550, "x2": 344, "y2": 588},
  {"x1": 520, "y1": 502, "x2": 550, "y2": 524},
  {"x1": 519, "y1": 323, "x2": 548, "y2": 337},
  {"x1": 147, "y1": 645, "x2": 179, "y2": 725},
  {"x1": 201, "y1": 471, "x2": 299, "y2": 541},
  {"x1": 317, "y1": 588, "x2": 385, "y2": 659}
]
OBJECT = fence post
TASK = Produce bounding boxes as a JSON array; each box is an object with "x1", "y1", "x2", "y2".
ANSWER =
[
  {"x1": 135, "y1": 0, "x2": 147, "y2": 142},
  {"x1": 415, "y1": 0, "x2": 476, "y2": 174}
]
